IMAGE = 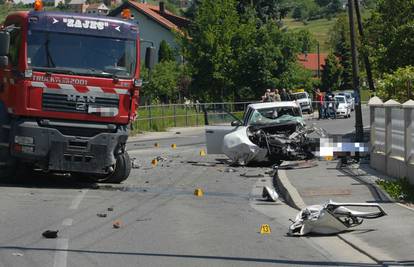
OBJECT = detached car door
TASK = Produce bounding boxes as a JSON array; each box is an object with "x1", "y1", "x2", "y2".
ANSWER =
[
  {"x1": 204, "y1": 105, "x2": 248, "y2": 154},
  {"x1": 205, "y1": 125, "x2": 237, "y2": 154}
]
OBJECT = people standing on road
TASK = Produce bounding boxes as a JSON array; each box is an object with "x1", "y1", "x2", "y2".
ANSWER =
[
  {"x1": 288, "y1": 89, "x2": 294, "y2": 100},
  {"x1": 262, "y1": 89, "x2": 274, "y2": 102},
  {"x1": 273, "y1": 89, "x2": 281, "y2": 101},
  {"x1": 280, "y1": 88, "x2": 291, "y2": 101},
  {"x1": 315, "y1": 88, "x2": 324, "y2": 120}
]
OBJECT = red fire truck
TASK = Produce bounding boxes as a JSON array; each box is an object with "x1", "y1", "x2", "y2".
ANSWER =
[{"x1": 0, "y1": 6, "x2": 153, "y2": 182}]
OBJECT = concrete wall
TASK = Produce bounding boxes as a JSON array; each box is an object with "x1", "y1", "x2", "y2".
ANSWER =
[
  {"x1": 369, "y1": 97, "x2": 414, "y2": 184},
  {"x1": 115, "y1": 10, "x2": 179, "y2": 63}
]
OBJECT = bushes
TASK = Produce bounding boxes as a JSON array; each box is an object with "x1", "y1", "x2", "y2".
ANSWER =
[{"x1": 376, "y1": 66, "x2": 414, "y2": 102}]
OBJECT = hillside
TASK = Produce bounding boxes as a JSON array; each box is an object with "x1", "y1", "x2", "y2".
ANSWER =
[{"x1": 283, "y1": 17, "x2": 336, "y2": 53}]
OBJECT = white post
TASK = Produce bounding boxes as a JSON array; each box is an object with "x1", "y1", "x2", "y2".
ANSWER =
[{"x1": 403, "y1": 100, "x2": 414, "y2": 184}]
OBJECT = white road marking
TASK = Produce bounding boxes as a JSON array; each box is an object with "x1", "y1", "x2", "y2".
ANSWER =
[
  {"x1": 69, "y1": 190, "x2": 88, "y2": 210},
  {"x1": 61, "y1": 218, "x2": 73, "y2": 226},
  {"x1": 53, "y1": 238, "x2": 69, "y2": 267}
]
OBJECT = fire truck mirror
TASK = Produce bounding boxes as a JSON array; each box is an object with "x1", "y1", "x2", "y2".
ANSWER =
[
  {"x1": 145, "y1": 46, "x2": 156, "y2": 70},
  {"x1": 0, "y1": 31, "x2": 10, "y2": 57}
]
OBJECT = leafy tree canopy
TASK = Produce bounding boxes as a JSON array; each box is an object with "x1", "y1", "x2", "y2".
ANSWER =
[{"x1": 365, "y1": 0, "x2": 414, "y2": 73}]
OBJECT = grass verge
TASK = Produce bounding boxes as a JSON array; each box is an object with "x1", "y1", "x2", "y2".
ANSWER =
[{"x1": 376, "y1": 178, "x2": 414, "y2": 203}]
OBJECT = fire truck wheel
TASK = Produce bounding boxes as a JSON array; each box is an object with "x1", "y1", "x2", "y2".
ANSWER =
[{"x1": 104, "y1": 151, "x2": 131, "y2": 184}]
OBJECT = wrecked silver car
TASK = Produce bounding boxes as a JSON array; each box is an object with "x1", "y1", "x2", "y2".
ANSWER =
[
  {"x1": 205, "y1": 102, "x2": 325, "y2": 165},
  {"x1": 289, "y1": 201, "x2": 386, "y2": 236}
]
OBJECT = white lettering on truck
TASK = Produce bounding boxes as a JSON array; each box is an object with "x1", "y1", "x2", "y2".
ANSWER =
[{"x1": 62, "y1": 18, "x2": 109, "y2": 30}]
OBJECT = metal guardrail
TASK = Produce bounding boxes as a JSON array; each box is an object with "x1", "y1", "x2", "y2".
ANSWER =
[
  {"x1": 132, "y1": 101, "x2": 257, "y2": 131},
  {"x1": 132, "y1": 100, "x2": 369, "y2": 132}
]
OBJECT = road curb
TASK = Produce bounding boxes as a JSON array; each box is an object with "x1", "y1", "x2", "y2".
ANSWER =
[
  {"x1": 274, "y1": 165, "x2": 396, "y2": 265},
  {"x1": 273, "y1": 169, "x2": 306, "y2": 210}
]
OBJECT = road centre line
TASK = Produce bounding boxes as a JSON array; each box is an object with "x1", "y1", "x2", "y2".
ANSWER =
[
  {"x1": 69, "y1": 189, "x2": 88, "y2": 210},
  {"x1": 53, "y1": 238, "x2": 69, "y2": 267}
]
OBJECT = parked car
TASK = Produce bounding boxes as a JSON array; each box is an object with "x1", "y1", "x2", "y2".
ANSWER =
[
  {"x1": 204, "y1": 102, "x2": 324, "y2": 165},
  {"x1": 338, "y1": 92, "x2": 355, "y2": 111},
  {"x1": 291, "y1": 91, "x2": 313, "y2": 114},
  {"x1": 334, "y1": 95, "x2": 351, "y2": 118}
]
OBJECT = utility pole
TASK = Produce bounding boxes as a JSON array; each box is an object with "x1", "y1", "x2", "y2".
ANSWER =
[
  {"x1": 347, "y1": 0, "x2": 364, "y2": 142},
  {"x1": 354, "y1": 0, "x2": 375, "y2": 92},
  {"x1": 317, "y1": 42, "x2": 320, "y2": 78}
]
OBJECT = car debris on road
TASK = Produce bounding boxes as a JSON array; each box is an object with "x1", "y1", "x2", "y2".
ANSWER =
[
  {"x1": 262, "y1": 186, "x2": 279, "y2": 202},
  {"x1": 42, "y1": 230, "x2": 59, "y2": 239},
  {"x1": 288, "y1": 201, "x2": 386, "y2": 236}
]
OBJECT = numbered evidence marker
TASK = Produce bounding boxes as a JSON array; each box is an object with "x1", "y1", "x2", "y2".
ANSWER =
[
  {"x1": 171, "y1": 143, "x2": 177, "y2": 149},
  {"x1": 154, "y1": 142, "x2": 160, "y2": 148},
  {"x1": 151, "y1": 158, "x2": 158, "y2": 167},
  {"x1": 324, "y1": 156, "x2": 334, "y2": 161},
  {"x1": 194, "y1": 188, "x2": 204, "y2": 197},
  {"x1": 260, "y1": 224, "x2": 271, "y2": 234},
  {"x1": 199, "y1": 149, "x2": 206, "y2": 157}
]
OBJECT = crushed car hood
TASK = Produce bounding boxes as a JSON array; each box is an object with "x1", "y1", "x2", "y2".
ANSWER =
[{"x1": 222, "y1": 121, "x2": 326, "y2": 165}]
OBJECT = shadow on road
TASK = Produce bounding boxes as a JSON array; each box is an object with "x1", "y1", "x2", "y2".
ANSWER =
[
  {"x1": 0, "y1": 246, "x2": 394, "y2": 266},
  {"x1": 0, "y1": 172, "x2": 99, "y2": 190}
]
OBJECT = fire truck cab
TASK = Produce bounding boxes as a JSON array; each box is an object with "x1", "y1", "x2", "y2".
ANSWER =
[{"x1": 0, "y1": 10, "x2": 151, "y2": 182}]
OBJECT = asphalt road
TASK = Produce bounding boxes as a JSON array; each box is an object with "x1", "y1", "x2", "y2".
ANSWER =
[{"x1": 0, "y1": 106, "x2": 377, "y2": 267}]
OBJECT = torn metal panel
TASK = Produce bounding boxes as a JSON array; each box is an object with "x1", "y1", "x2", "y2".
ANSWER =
[
  {"x1": 288, "y1": 201, "x2": 386, "y2": 236},
  {"x1": 223, "y1": 122, "x2": 326, "y2": 165},
  {"x1": 222, "y1": 126, "x2": 268, "y2": 165}
]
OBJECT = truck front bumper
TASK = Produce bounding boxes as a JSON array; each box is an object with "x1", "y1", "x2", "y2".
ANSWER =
[{"x1": 10, "y1": 119, "x2": 128, "y2": 174}]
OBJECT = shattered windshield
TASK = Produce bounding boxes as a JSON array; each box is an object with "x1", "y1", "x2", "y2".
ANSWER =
[
  {"x1": 27, "y1": 31, "x2": 136, "y2": 78},
  {"x1": 248, "y1": 107, "x2": 303, "y2": 125}
]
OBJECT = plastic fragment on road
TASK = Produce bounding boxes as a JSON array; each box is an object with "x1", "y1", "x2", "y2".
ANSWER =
[
  {"x1": 97, "y1": 213, "x2": 107, "y2": 218},
  {"x1": 171, "y1": 144, "x2": 177, "y2": 149},
  {"x1": 113, "y1": 220, "x2": 122, "y2": 229},
  {"x1": 131, "y1": 158, "x2": 141, "y2": 169},
  {"x1": 194, "y1": 188, "x2": 204, "y2": 197},
  {"x1": 42, "y1": 230, "x2": 58, "y2": 239},
  {"x1": 240, "y1": 172, "x2": 265, "y2": 178},
  {"x1": 289, "y1": 200, "x2": 387, "y2": 236},
  {"x1": 107, "y1": 207, "x2": 114, "y2": 211},
  {"x1": 199, "y1": 149, "x2": 206, "y2": 156},
  {"x1": 12, "y1": 253, "x2": 23, "y2": 256},
  {"x1": 278, "y1": 160, "x2": 318, "y2": 170},
  {"x1": 262, "y1": 186, "x2": 279, "y2": 202},
  {"x1": 260, "y1": 224, "x2": 271, "y2": 234}
]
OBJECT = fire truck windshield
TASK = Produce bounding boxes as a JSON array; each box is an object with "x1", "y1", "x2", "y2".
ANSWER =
[{"x1": 27, "y1": 30, "x2": 136, "y2": 78}]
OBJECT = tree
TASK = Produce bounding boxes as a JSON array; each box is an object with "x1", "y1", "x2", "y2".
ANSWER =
[
  {"x1": 141, "y1": 61, "x2": 181, "y2": 103},
  {"x1": 181, "y1": 0, "x2": 240, "y2": 101},
  {"x1": 330, "y1": 15, "x2": 353, "y2": 90},
  {"x1": 237, "y1": 0, "x2": 291, "y2": 24},
  {"x1": 292, "y1": 6, "x2": 304, "y2": 20},
  {"x1": 365, "y1": 0, "x2": 414, "y2": 73},
  {"x1": 377, "y1": 66, "x2": 414, "y2": 102},
  {"x1": 321, "y1": 53, "x2": 342, "y2": 91},
  {"x1": 181, "y1": 0, "x2": 304, "y2": 102},
  {"x1": 158, "y1": 40, "x2": 175, "y2": 62},
  {"x1": 295, "y1": 29, "x2": 315, "y2": 54}
]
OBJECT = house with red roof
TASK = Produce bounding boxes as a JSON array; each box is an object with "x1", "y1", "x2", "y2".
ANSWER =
[
  {"x1": 297, "y1": 53, "x2": 328, "y2": 77},
  {"x1": 109, "y1": 1, "x2": 190, "y2": 62}
]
